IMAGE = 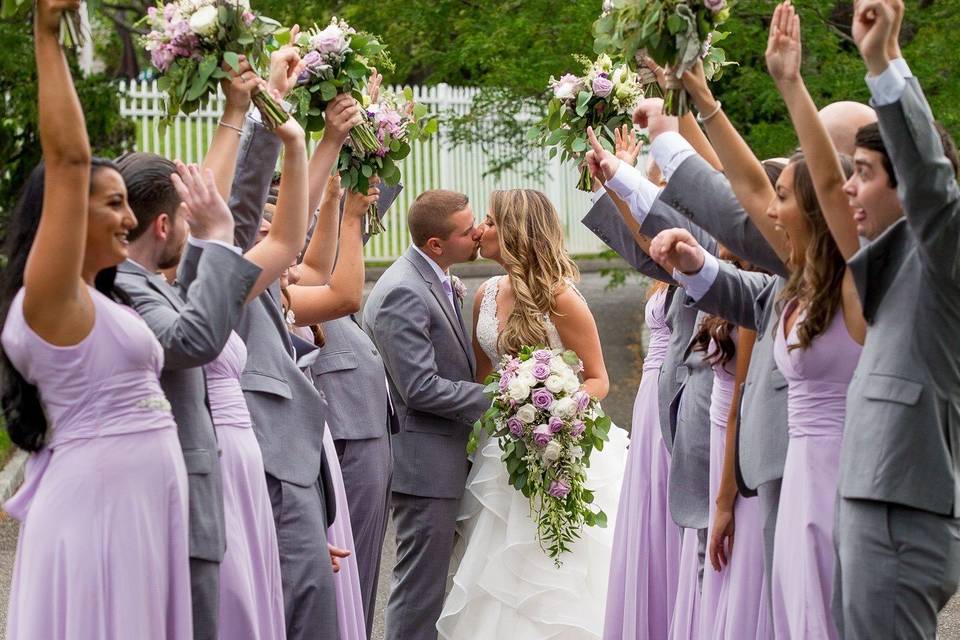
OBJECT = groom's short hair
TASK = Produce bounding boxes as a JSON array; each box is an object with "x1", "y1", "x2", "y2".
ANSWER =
[{"x1": 408, "y1": 189, "x2": 470, "y2": 247}]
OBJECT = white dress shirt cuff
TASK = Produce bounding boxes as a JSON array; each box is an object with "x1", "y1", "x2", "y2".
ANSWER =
[
  {"x1": 866, "y1": 63, "x2": 906, "y2": 107},
  {"x1": 606, "y1": 162, "x2": 661, "y2": 225},
  {"x1": 890, "y1": 57, "x2": 913, "y2": 79},
  {"x1": 651, "y1": 132, "x2": 696, "y2": 181},
  {"x1": 590, "y1": 185, "x2": 607, "y2": 206},
  {"x1": 188, "y1": 235, "x2": 242, "y2": 254},
  {"x1": 672, "y1": 250, "x2": 720, "y2": 302}
]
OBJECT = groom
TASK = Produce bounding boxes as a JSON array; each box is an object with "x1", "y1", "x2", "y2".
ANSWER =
[{"x1": 363, "y1": 189, "x2": 490, "y2": 640}]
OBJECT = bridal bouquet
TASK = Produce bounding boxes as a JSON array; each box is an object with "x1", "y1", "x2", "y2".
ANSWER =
[
  {"x1": 468, "y1": 346, "x2": 612, "y2": 566},
  {"x1": 141, "y1": 0, "x2": 288, "y2": 129},
  {"x1": 288, "y1": 17, "x2": 394, "y2": 153},
  {"x1": 337, "y1": 88, "x2": 438, "y2": 234},
  {"x1": 531, "y1": 53, "x2": 648, "y2": 192},
  {"x1": 593, "y1": 0, "x2": 736, "y2": 115}
]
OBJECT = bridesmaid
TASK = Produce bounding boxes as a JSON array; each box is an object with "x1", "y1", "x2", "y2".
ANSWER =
[
  {"x1": 0, "y1": 0, "x2": 191, "y2": 637},
  {"x1": 603, "y1": 280, "x2": 680, "y2": 640}
]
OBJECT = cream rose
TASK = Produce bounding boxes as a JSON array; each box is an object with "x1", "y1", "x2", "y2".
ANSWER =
[
  {"x1": 188, "y1": 5, "x2": 219, "y2": 36},
  {"x1": 508, "y1": 379, "x2": 531, "y2": 402},
  {"x1": 516, "y1": 403, "x2": 537, "y2": 424}
]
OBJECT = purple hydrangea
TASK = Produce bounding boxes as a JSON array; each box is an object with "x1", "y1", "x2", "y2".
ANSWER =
[
  {"x1": 549, "y1": 479, "x2": 571, "y2": 498},
  {"x1": 533, "y1": 424, "x2": 553, "y2": 447},
  {"x1": 531, "y1": 388, "x2": 555, "y2": 411},
  {"x1": 507, "y1": 417, "x2": 525, "y2": 438},
  {"x1": 548, "y1": 416, "x2": 565, "y2": 434},
  {"x1": 531, "y1": 362, "x2": 551, "y2": 381}
]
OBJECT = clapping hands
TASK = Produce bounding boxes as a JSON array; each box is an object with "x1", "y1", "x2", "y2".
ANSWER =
[{"x1": 170, "y1": 161, "x2": 235, "y2": 244}]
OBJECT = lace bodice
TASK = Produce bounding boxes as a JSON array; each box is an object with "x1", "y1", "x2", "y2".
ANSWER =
[{"x1": 477, "y1": 275, "x2": 584, "y2": 368}]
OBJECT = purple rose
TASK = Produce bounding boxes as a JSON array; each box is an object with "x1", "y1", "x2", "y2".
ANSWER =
[
  {"x1": 548, "y1": 416, "x2": 565, "y2": 434},
  {"x1": 533, "y1": 349, "x2": 553, "y2": 363},
  {"x1": 575, "y1": 391, "x2": 591, "y2": 413},
  {"x1": 498, "y1": 373, "x2": 512, "y2": 393},
  {"x1": 570, "y1": 420, "x2": 586, "y2": 439},
  {"x1": 592, "y1": 75, "x2": 614, "y2": 98},
  {"x1": 531, "y1": 362, "x2": 551, "y2": 381},
  {"x1": 704, "y1": 0, "x2": 726, "y2": 10},
  {"x1": 507, "y1": 417, "x2": 525, "y2": 438},
  {"x1": 532, "y1": 388, "x2": 555, "y2": 411},
  {"x1": 533, "y1": 424, "x2": 553, "y2": 447},
  {"x1": 549, "y1": 479, "x2": 571, "y2": 498}
]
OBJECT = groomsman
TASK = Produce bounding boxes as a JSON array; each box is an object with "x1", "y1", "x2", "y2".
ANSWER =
[
  {"x1": 115, "y1": 151, "x2": 261, "y2": 640},
  {"x1": 363, "y1": 190, "x2": 489, "y2": 640},
  {"x1": 832, "y1": 3, "x2": 960, "y2": 636}
]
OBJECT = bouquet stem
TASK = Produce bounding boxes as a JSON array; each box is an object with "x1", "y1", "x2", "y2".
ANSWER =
[
  {"x1": 576, "y1": 165, "x2": 594, "y2": 192},
  {"x1": 58, "y1": 8, "x2": 83, "y2": 48},
  {"x1": 662, "y1": 71, "x2": 689, "y2": 117},
  {"x1": 364, "y1": 202, "x2": 385, "y2": 236},
  {"x1": 252, "y1": 92, "x2": 290, "y2": 130},
  {"x1": 351, "y1": 121, "x2": 381, "y2": 155}
]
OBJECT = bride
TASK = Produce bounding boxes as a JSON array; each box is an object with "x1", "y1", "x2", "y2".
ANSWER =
[{"x1": 437, "y1": 189, "x2": 630, "y2": 639}]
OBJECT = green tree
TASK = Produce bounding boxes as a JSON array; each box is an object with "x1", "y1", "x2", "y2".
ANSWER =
[{"x1": 0, "y1": 20, "x2": 135, "y2": 225}]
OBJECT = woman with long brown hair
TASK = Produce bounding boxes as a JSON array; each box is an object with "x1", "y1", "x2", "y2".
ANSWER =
[{"x1": 436, "y1": 189, "x2": 629, "y2": 639}]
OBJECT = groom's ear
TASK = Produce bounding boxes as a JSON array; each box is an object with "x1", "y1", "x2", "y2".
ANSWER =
[{"x1": 424, "y1": 237, "x2": 443, "y2": 256}]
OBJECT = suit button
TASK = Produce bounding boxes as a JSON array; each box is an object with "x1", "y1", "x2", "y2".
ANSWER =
[
  {"x1": 217, "y1": 449, "x2": 223, "y2": 458},
  {"x1": 372, "y1": 349, "x2": 379, "y2": 356}
]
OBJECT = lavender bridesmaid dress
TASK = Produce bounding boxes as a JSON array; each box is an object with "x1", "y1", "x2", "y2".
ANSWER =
[
  {"x1": 698, "y1": 335, "x2": 737, "y2": 638},
  {"x1": 669, "y1": 528, "x2": 702, "y2": 640},
  {"x1": 1, "y1": 287, "x2": 192, "y2": 639},
  {"x1": 604, "y1": 286, "x2": 681, "y2": 640},
  {"x1": 204, "y1": 331, "x2": 285, "y2": 639},
  {"x1": 771, "y1": 305, "x2": 861, "y2": 639}
]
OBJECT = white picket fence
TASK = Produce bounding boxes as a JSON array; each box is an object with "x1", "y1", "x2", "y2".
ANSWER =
[{"x1": 117, "y1": 80, "x2": 606, "y2": 261}]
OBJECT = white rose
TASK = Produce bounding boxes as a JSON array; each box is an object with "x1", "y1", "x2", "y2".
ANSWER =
[
  {"x1": 516, "y1": 403, "x2": 537, "y2": 424},
  {"x1": 544, "y1": 440, "x2": 563, "y2": 463},
  {"x1": 568, "y1": 444, "x2": 584, "y2": 460},
  {"x1": 544, "y1": 374, "x2": 565, "y2": 394},
  {"x1": 549, "y1": 356, "x2": 566, "y2": 374},
  {"x1": 551, "y1": 397, "x2": 577, "y2": 418},
  {"x1": 188, "y1": 5, "x2": 219, "y2": 36},
  {"x1": 517, "y1": 371, "x2": 537, "y2": 388},
  {"x1": 508, "y1": 379, "x2": 531, "y2": 403},
  {"x1": 563, "y1": 373, "x2": 580, "y2": 395}
]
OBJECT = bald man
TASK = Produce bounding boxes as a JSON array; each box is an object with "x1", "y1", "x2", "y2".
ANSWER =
[{"x1": 818, "y1": 101, "x2": 878, "y2": 155}]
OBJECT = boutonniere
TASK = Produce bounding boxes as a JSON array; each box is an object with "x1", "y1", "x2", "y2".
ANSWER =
[{"x1": 451, "y1": 275, "x2": 467, "y2": 303}]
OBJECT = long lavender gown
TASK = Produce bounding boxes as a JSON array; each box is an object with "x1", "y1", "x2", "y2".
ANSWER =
[
  {"x1": 204, "y1": 331, "x2": 285, "y2": 640},
  {"x1": 604, "y1": 286, "x2": 681, "y2": 639},
  {"x1": 1, "y1": 286, "x2": 192, "y2": 639},
  {"x1": 771, "y1": 306, "x2": 861, "y2": 639},
  {"x1": 698, "y1": 336, "x2": 737, "y2": 638}
]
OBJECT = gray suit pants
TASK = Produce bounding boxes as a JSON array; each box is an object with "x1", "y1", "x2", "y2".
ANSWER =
[
  {"x1": 189, "y1": 558, "x2": 219, "y2": 640},
  {"x1": 758, "y1": 478, "x2": 782, "y2": 630},
  {"x1": 385, "y1": 492, "x2": 461, "y2": 640},
  {"x1": 266, "y1": 473, "x2": 339, "y2": 640},
  {"x1": 335, "y1": 436, "x2": 393, "y2": 639},
  {"x1": 832, "y1": 498, "x2": 960, "y2": 639}
]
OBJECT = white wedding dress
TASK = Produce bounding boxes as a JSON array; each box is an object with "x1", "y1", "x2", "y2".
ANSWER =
[{"x1": 437, "y1": 276, "x2": 630, "y2": 639}]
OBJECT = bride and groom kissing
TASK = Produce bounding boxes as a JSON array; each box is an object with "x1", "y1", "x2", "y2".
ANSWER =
[{"x1": 364, "y1": 188, "x2": 628, "y2": 640}]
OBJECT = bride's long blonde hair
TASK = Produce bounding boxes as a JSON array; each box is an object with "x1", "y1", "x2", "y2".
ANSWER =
[{"x1": 489, "y1": 189, "x2": 579, "y2": 356}]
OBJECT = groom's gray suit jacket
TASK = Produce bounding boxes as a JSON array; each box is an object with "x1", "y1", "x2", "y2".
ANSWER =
[
  {"x1": 655, "y1": 155, "x2": 791, "y2": 495},
  {"x1": 840, "y1": 80, "x2": 960, "y2": 516},
  {"x1": 362, "y1": 246, "x2": 489, "y2": 499},
  {"x1": 583, "y1": 194, "x2": 717, "y2": 528}
]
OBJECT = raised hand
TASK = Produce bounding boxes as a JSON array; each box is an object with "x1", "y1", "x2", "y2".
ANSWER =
[
  {"x1": 323, "y1": 94, "x2": 364, "y2": 145},
  {"x1": 632, "y1": 97, "x2": 679, "y2": 142},
  {"x1": 649, "y1": 228, "x2": 705, "y2": 275},
  {"x1": 708, "y1": 504, "x2": 736, "y2": 571},
  {"x1": 267, "y1": 86, "x2": 305, "y2": 145},
  {"x1": 169, "y1": 161, "x2": 235, "y2": 244},
  {"x1": 853, "y1": 0, "x2": 896, "y2": 75},
  {"x1": 680, "y1": 60, "x2": 715, "y2": 112},
  {"x1": 614, "y1": 124, "x2": 642, "y2": 167},
  {"x1": 267, "y1": 25, "x2": 302, "y2": 99},
  {"x1": 344, "y1": 176, "x2": 381, "y2": 218},
  {"x1": 367, "y1": 67, "x2": 383, "y2": 104},
  {"x1": 221, "y1": 55, "x2": 259, "y2": 118},
  {"x1": 886, "y1": 0, "x2": 904, "y2": 60},
  {"x1": 584, "y1": 126, "x2": 620, "y2": 183},
  {"x1": 766, "y1": 2, "x2": 802, "y2": 86},
  {"x1": 641, "y1": 55, "x2": 668, "y2": 93},
  {"x1": 35, "y1": 0, "x2": 80, "y2": 35}
]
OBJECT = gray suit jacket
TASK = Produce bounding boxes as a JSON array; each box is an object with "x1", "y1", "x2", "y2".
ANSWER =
[
  {"x1": 840, "y1": 80, "x2": 960, "y2": 517},
  {"x1": 363, "y1": 247, "x2": 489, "y2": 499},
  {"x1": 654, "y1": 156, "x2": 793, "y2": 493},
  {"x1": 583, "y1": 193, "x2": 717, "y2": 527},
  {"x1": 115, "y1": 242, "x2": 261, "y2": 562},
  {"x1": 228, "y1": 117, "x2": 334, "y2": 503}
]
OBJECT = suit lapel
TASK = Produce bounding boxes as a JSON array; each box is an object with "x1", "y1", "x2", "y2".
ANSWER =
[
  {"x1": 403, "y1": 248, "x2": 474, "y2": 369},
  {"x1": 119, "y1": 260, "x2": 184, "y2": 308},
  {"x1": 849, "y1": 219, "x2": 911, "y2": 323}
]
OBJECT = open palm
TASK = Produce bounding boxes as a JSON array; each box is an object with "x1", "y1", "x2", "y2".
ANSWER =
[{"x1": 765, "y1": 2, "x2": 802, "y2": 85}]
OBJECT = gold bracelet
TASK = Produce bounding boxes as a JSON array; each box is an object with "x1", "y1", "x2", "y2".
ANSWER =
[
  {"x1": 697, "y1": 100, "x2": 723, "y2": 124},
  {"x1": 218, "y1": 120, "x2": 243, "y2": 134}
]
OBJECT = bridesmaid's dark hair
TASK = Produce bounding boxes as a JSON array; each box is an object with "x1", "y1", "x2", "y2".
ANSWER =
[{"x1": 0, "y1": 158, "x2": 121, "y2": 451}]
